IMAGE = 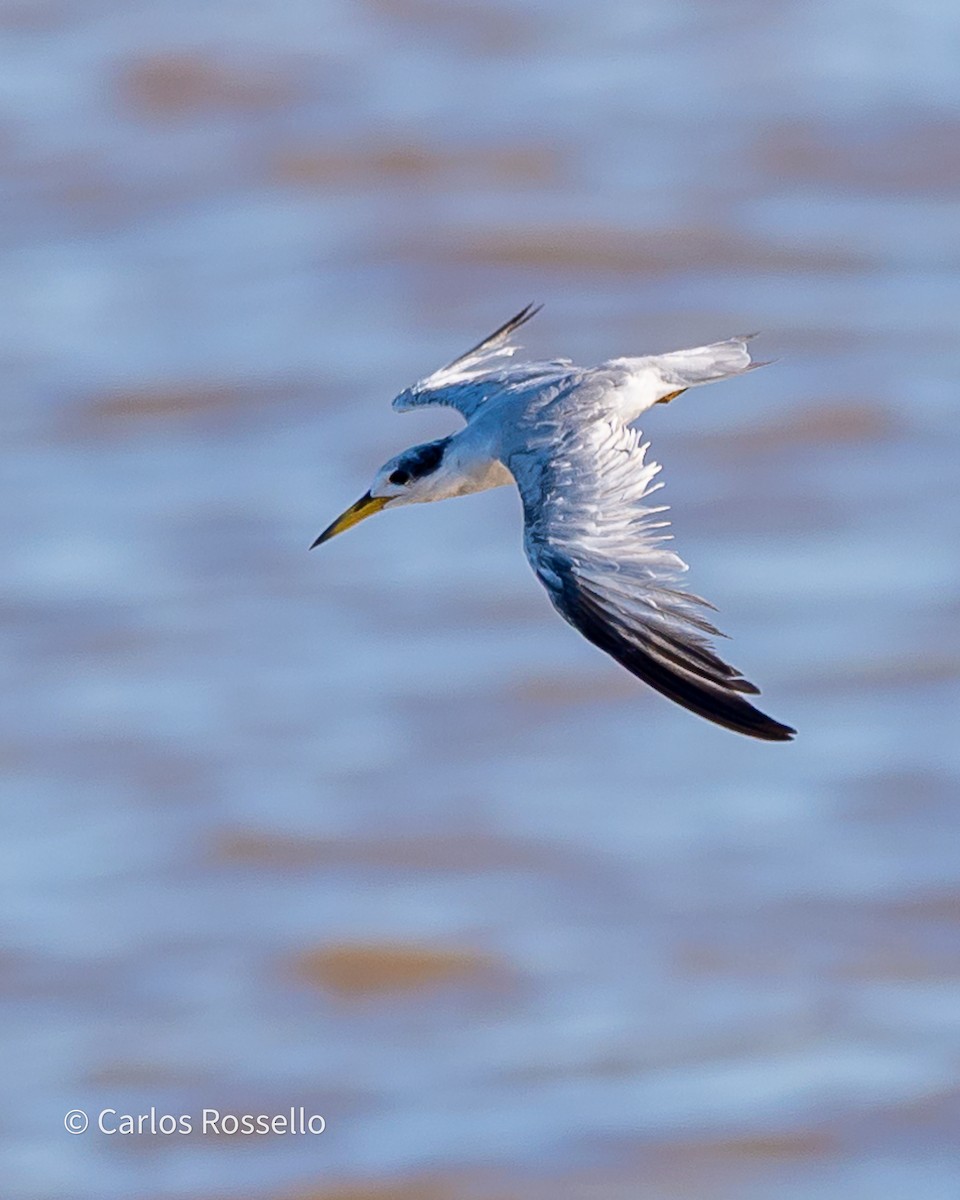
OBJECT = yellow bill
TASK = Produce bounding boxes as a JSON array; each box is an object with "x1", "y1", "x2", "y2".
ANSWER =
[{"x1": 310, "y1": 492, "x2": 389, "y2": 548}]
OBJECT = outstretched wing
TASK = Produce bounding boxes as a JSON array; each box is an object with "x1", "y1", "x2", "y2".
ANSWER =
[
  {"x1": 393, "y1": 304, "x2": 572, "y2": 421},
  {"x1": 509, "y1": 418, "x2": 795, "y2": 741}
]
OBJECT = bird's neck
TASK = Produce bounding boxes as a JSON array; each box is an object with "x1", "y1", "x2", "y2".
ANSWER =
[{"x1": 439, "y1": 430, "x2": 513, "y2": 498}]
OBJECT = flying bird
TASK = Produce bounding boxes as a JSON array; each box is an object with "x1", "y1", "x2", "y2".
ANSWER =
[{"x1": 313, "y1": 305, "x2": 795, "y2": 741}]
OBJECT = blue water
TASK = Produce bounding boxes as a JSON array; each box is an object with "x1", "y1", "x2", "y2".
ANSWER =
[{"x1": 3, "y1": 1, "x2": 960, "y2": 1197}]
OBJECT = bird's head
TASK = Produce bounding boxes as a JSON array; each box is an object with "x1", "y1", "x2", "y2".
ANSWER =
[{"x1": 311, "y1": 437, "x2": 456, "y2": 547}]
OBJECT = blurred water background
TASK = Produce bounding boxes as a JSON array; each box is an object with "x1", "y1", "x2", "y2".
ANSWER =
[{"x1": 3, "y1": 0, "x2": 960, "y2": 1197}]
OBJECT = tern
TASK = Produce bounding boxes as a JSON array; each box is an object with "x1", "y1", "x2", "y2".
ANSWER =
[{"x1": 314, "y1": 306, "x2": 795, "y2": 741}]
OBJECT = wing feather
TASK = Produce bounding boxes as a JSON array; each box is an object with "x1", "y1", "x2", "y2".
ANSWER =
[
  {"x1": 436, "y1": 303, "x2": 542, "y2": 377},
  {"x1": 510, "y1": 420, "x2": 794, "y2": 741},
  {"x1": 392, "y1": 304, "x2": 573, "y2": 421}
]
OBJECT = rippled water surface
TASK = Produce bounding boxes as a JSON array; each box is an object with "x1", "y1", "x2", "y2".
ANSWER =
[{"x1": 3, "y1": 1, "x2": 960, "y2": 1197}]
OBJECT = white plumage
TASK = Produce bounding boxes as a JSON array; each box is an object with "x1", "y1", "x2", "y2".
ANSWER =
[{"x1": 315, "y1": 305, "x2": 794, "y2": 741}]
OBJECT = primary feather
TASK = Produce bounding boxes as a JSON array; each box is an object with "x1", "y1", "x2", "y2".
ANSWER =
[
  {"x1": 392, "y1": 304, "x2": 576, "y2": 421},
  {"x1": 506, "y1": 414, "x2": 793, "y2": 741}
]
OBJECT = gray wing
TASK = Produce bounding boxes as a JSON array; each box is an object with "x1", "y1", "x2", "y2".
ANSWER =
[
  {"x1": 393, "y1": 304, "x2": 573, "y2": 422},
  {"x1": 509, "y1": 419, "x2": 795, "y2": 741}
]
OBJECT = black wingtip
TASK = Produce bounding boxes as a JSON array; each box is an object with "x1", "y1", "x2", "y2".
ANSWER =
[
  {"x1": 560, "y1": 577, "x2": 797, "y2": 743},
  {"x1": 752, "y1": 715, "x2": 797, "y2": 743},
  {"x1": 492, "y1": 302, "x2": 543, "y2": 343},
  {"x1": 440, "y1": 303, "x2": 543, "y2": 375}
]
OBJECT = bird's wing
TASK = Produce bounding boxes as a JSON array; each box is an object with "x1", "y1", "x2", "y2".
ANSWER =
[
  {"x1": 393, "y1": 304, "x2": 573, "y2": 421},
  {"x1": 507, "y1": 418, "x2": 794, "y2": 741},
  {"x1": 599, "y1": 335, "x2": 763, "y2": 425}
]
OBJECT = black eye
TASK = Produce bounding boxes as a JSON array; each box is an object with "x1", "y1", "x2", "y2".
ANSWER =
[{"x1": 389, "y1": 468, "x2": 410, "y2": 486}]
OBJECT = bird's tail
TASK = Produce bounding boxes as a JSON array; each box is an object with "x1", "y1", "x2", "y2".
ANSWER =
[{"x1": 650, "y1": 334, "x2": 766, "y2": 389}]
